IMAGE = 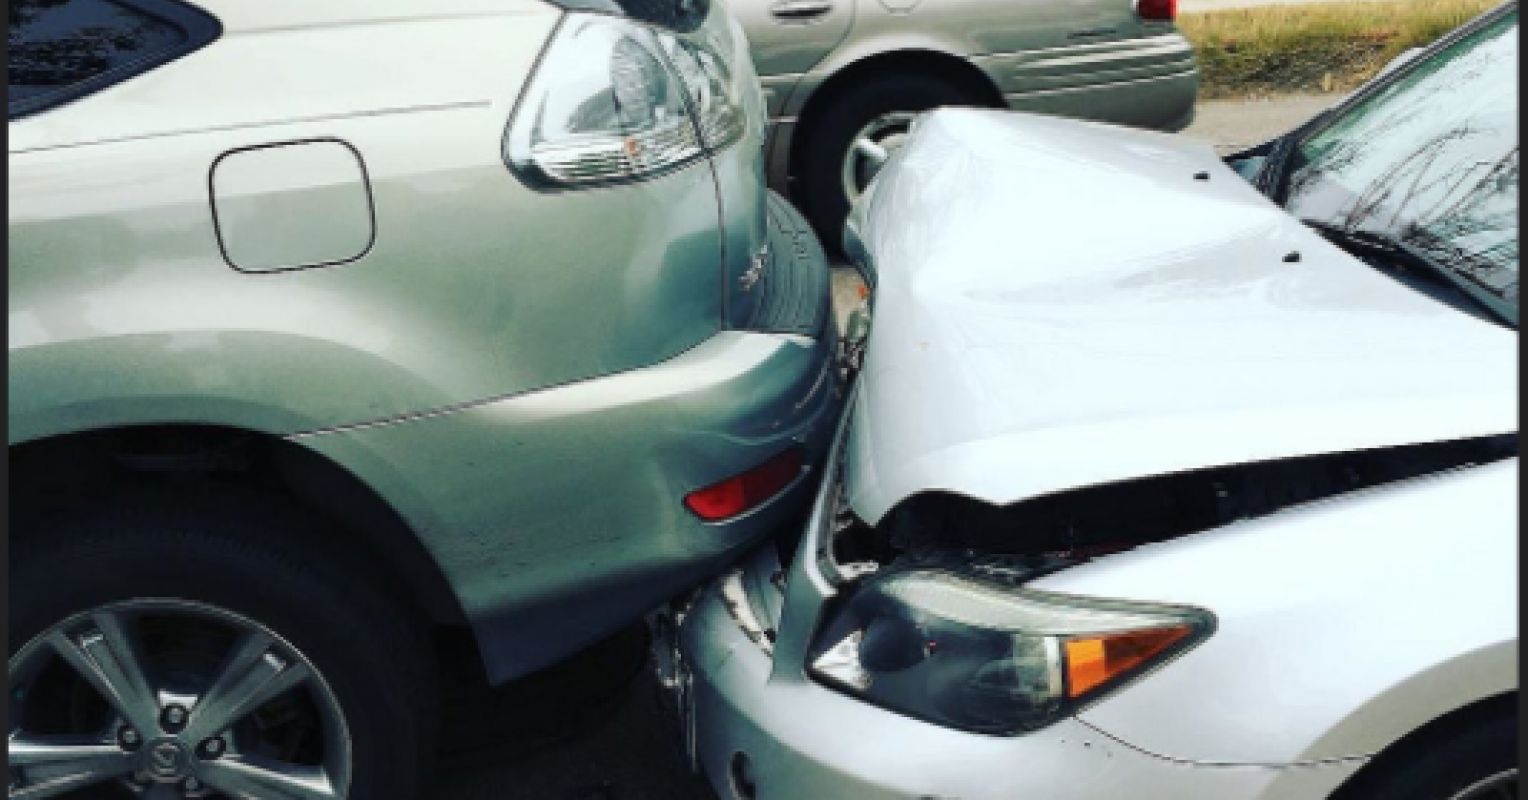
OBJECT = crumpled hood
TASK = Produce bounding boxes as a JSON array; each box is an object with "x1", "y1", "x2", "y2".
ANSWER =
[{"x1": 844, "y1": 107, "x2": 1518, "y2": 525}]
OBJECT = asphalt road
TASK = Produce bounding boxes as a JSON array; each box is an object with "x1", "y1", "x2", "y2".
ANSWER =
[
  {"x1": 1183, "y1": 92, "x2": 1340, "y2": 154},
  {"x1": 433, "y1": 625, "x2": 714, "y2": 800},
  {"x1": 437, "y1": 90, "x2": 1339, "y2": 800}
]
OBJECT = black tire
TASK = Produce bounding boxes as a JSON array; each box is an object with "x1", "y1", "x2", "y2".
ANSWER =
[
  {"x1": 795, "y1": 71, "x2": 986, "y2": 253},
  {"x1": 1335, "y1": 708, "x2": 1517, "y2": 800},
  {"x1": 8, "y1": 486, "x2": 439, "y2": 799}
]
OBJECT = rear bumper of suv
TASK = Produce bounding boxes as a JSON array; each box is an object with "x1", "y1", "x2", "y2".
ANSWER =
[{"x1": 293, "y1": 201, "x2": 841, "y2": 684}]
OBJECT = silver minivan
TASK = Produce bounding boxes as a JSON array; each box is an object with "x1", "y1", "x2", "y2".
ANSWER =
[{"x1": 735, "y1": 0, "x2": 1199, "y2": 241}]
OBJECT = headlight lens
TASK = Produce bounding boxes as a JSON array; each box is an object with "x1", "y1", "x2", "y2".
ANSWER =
[
  {"x1": 809, "y1": 567, "x2": 1213, "y2": 735},
  {"x1": 505, "y1": 13, "x2": 745, "y2": 188}
]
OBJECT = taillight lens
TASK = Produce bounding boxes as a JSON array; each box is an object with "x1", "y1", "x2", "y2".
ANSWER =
[
  {"x1": 809, "y1": 567, "x2": 1213, "y2": 734},
  {"x1": 505, "y1": 13, "x2": 745, "y2": 188},
  {"x1": 1136, "y1": 0, "x2": 1176, "y2": 21},
  {"x1": 684, "y1": 447, "x2": 804, "y2": 521},
  {"x1": 660, "y1": 29, "x2": 746, "y2": 154}
]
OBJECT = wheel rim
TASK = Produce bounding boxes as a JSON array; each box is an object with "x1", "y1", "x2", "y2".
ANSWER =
[
  {"x1": 9, "y1": 599, "x2": 351, "y2": 799},
  {"x1": 840, "y1": 111, "x2": 917, "y2": 204},
  {"x1": 1450, "y1": 768, "x2": 1519, "y2": 800}
]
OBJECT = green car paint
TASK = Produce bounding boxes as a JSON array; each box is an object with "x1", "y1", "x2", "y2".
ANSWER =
[{"x1": 8, "y1": 0, "x2": 840, "y2": 683}]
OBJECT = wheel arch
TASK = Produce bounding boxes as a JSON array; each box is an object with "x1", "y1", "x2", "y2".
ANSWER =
[
  {"x1": 1327, "y1": 691, "x2": 1517, "y2": 799},
  {"x1": 1288, "y1": 637, "x2": 1518, "y2": 765},
  {"x1": 9, "y1": 424, "x2": 472, "y2": 634},
  {"x1": 787, "y1": 46, "x2": 1004, "y2": 192}
]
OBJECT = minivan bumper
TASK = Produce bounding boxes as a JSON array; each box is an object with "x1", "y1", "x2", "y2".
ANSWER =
[
  {"x1": 975, "y1": 32, "x2": 1200, "y2": 131},
  {"x1": 997, "y1": 68, "x2": 1198, "y2": 132}
]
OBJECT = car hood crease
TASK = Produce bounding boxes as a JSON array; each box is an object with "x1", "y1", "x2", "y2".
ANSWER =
[{"x1": 845, "y1": 108, "x2": 1518, "y2": 525}]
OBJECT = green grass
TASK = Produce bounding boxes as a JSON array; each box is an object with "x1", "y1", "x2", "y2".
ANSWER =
[{"x1": 1180, "y1": 0, "x2": 1503, "y2": 98}]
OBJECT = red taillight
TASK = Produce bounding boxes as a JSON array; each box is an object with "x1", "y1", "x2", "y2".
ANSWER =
[
  {"x1": 1136, "y1": 0, "x2": 1175, "y2": 21},
  {"x1": 684, "y1": 448, "x2": 804, "y2": 521}
]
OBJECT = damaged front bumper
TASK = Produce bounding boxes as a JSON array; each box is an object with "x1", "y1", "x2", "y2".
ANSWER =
[
  {"x1": 669, "y1": 565, "x2": 1367, "y2": 800},
  {"x1": 652, "y1": 384, "x2": 1372, "y2": 800}
]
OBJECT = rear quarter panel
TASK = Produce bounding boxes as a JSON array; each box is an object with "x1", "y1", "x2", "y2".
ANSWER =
[{"x1": 8, "y1": 3, "x2": 728, "y2": 442}]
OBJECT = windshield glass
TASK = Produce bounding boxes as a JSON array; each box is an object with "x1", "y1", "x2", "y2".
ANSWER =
[{"x1": 1283, "y1": 8, "x2": 1518, "y2": 310}]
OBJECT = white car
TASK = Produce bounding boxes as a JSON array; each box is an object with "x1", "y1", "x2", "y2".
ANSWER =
[{"x1": 656, "y1": 3, "x2": 1518, "y2": 799}]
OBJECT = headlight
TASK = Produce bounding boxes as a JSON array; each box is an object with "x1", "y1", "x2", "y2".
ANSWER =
[
  {"x1": 505, "y1": 13, "x2": 745, "y2": 188},
  {"x1": 809, "y1": 566, "x2": 1213, "y2": 735}
]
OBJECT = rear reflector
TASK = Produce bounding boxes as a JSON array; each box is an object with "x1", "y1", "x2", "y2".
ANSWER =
[
  {"x1": 684, "y1": 447, "x2": 805, "y2": 521},
  {"x1": 1136, "y1": 0, "x2": 1175, "y2": 20}
]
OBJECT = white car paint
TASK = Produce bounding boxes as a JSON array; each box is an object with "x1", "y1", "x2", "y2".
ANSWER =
[
  {"x1": 843, "y1": 107, "x2": 1517, "y2": 525},
  {"x1": 1038, "y1": 458, "x2": 1518, "y2": 765},
  {"x1": 674, "y1": 392, "x2": 1515, "y2": 800},
  {"x1": 681, "y1": 584, "x2": 1371, "y2": 799}
]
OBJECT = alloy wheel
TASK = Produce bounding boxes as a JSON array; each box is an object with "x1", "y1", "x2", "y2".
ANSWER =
[
  {"x1": 839, "y1": 111, "x2": 917, "y2": 204},
  {"x1": 9, "y1": 599, "x2": 351, "y2": 799}
]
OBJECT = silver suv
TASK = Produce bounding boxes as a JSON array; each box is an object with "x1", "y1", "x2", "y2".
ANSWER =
[{"x1": 7, "y1": 0, "x2": 838, "y2": 796}]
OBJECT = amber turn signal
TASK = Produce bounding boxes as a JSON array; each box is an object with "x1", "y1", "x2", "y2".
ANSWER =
[{"x1": 1064, "y1": 625, "x2": 1195, "y2": 698}]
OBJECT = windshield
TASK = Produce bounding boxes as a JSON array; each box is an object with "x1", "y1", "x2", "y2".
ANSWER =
[{"x1": 1283, "y1": 7, "x2": 1518, "y2": 311}]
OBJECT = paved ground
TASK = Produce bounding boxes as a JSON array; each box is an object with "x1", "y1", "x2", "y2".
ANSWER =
[
  {"x1": 437, "y1": 90, "x2": 1336, "y2": 799},
  {"x1": 1183, "y1": 92, "x2": 1340, "y2": 154},
  {"x1": 433, "y1": 626, "x2": 715, "y2": 799}
]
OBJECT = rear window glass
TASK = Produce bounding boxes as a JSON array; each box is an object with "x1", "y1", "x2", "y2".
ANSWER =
[{"x1": 8, "y1": 0, "x2": 217, "y2": 118}]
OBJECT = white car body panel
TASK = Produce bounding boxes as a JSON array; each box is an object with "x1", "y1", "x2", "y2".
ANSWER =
[
  {"x1": 844, "y1": 107, "x2": 1518, "y2": 525},
  {"x1": 667, "y1": 15, "x2": 1517, "y2": 796},
  {"x1": 669, "y1": 398, "x2": 1513, "y2": 799},
  {"x1": 1033, "y1": 458, "x2": 1518, "y2": 765},
  {"x1": 681, "y1": 581, "x2": 1368, "y2": 800}
]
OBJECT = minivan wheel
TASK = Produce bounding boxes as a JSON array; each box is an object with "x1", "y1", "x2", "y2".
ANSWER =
[
  {"x1": 797, "y1": 72, "x2": 984, "y2": 251},
  {"x1": 8, "y1": 495, "x2": 437, "y2": 799}
]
